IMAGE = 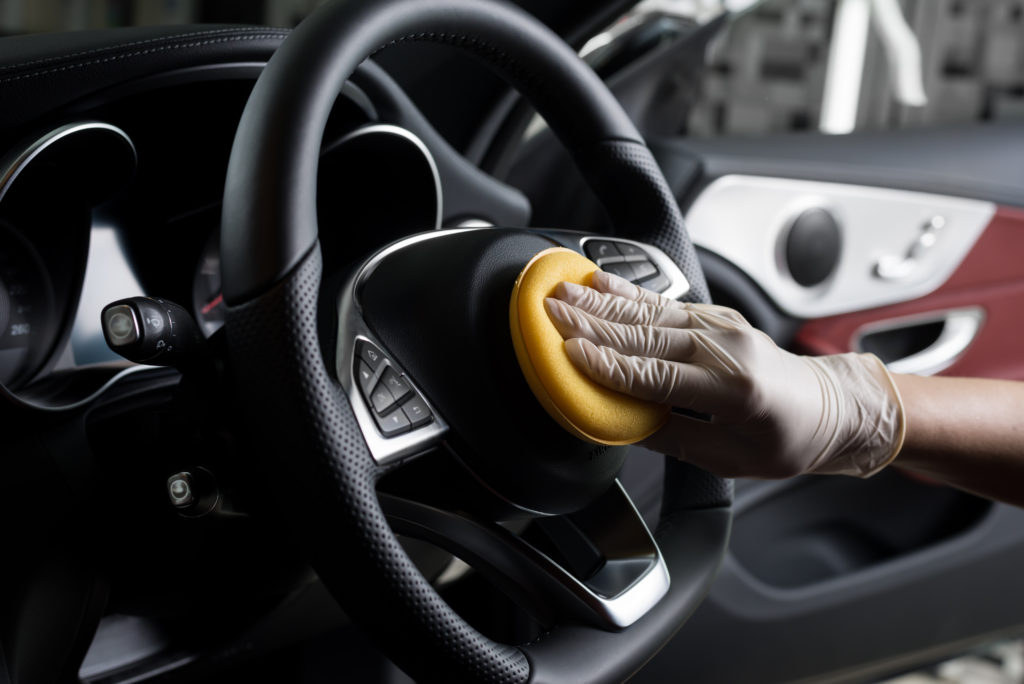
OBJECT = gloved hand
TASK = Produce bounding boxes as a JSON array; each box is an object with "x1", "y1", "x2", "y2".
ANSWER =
[{"x1": 544, "y1": 271, "x2": 906, "y2": 478}]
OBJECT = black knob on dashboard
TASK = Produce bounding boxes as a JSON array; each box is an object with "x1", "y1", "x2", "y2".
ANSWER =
[
  {"x1": 784, "y1": 208, "x2": 842, "y2": 288},
  {"x1": 101, "y1": 296, "x2": 205, "y2": 367}
]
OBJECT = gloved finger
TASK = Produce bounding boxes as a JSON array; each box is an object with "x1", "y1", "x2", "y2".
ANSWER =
[
  {"x1": 589, "y1": 272, "x2": 752, "y2": 325},
  {"x1": 546, "y1": 298, "x2": 697, "y2": 362},
  {"x1": 555, "y1": 281, "x2": 749, "y2": 331},
  {"x1": 553, "y1": 281, "x2": 695, "y2": 329},
  {"x1": 590, "y1": 270, "x2": 679, "y2": 310},
  {"x1": 564, "y1": 337, "x2": 738, "y2": 415},
  {"x1": 590, "y1": 271, "x2": 752, "y2": 325}
]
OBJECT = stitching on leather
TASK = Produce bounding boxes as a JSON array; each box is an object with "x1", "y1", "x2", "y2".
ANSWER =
[
  {"x1": 374, "y1": 31, "x2": 536, "y2": 89},
  {"x1": 0, "y1": 33, "x2": 288, "y2": 86},
  {"x1": 0, "y1": 27, "x2": 289, "y2": 74}
]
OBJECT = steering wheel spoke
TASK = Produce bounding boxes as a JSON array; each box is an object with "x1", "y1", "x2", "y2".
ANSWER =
[{"x1": 381, "y1": 480, "x2": 668, "y2": 630}]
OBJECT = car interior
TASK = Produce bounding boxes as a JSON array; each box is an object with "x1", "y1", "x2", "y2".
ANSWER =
[{"x1": 1, "y1": 0, "x2": 1023, "y2": 682}]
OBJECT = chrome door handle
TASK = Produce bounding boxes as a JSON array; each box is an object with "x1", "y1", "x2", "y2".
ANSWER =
[{"x1": 855, "y1": 307, "x2": 984, "y2": 376}]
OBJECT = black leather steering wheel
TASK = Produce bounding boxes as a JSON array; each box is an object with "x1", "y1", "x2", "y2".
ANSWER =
[{"x1": 220, "y1": 0, "x2": 732, "y2": 681}]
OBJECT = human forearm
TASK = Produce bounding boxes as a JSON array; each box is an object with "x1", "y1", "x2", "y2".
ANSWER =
[{"x1": 892, "y1": 374, "x2": 1024, "y2": 507}]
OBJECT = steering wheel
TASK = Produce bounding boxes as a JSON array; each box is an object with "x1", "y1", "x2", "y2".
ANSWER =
[{"x1": 220, "y1": 0, "x2": 732, "y2": 681}]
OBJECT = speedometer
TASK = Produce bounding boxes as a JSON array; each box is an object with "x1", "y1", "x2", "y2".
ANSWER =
[{"x1": 0, "y1": 220, "x2": 56, "y2": 386}]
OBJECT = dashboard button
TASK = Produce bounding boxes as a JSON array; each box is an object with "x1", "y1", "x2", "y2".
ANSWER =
[
  {"x1": 381, "y1": 367, "x2": 411, "y2": 402},
  {"x1": 630, "y1": 260, "x2": 658, "y2": 282},
  {"x1": 375, "y1": 409, "x2": 411, "y2": 437},
  {"x1": 370, "y1": 383, "x2": 397, "y2": 415},
  {"x1": 357, "y1": 339, "x2": 386, "y2": 372},
  {"x1": 584, "y1": 240, "x2": 624, "y2": 264},
  {"x1": 402, "y1": 393, "x2": 433, "y2": 428}
]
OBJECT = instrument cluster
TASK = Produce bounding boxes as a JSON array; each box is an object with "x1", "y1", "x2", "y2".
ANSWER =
[{"x1": 0, "y1": 220, "x2": 56, "y2": 386}]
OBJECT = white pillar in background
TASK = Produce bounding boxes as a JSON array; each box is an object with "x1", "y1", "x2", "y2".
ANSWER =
[{"x1": 820, "y1": 0, "x2": 871, "y2": 134}]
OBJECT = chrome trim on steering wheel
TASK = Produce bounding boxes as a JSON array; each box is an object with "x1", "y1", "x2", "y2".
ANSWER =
[
  {"x1": 335, "y1": 230, "x2": 469, "y2": 465},
  {"x1": 382, "y1": 479, "x2": 671, "y2": 629},
  {"x1": 577, "y1": 235, "x2": 691, "y2": 300},
  {"x1": 336, "y1": 228, "x2": 691, "y2": 464}
]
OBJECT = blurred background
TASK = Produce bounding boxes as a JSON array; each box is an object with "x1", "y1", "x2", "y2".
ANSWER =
[
  {"x1": 686, "y1": 0, "x2": 1024, "y2": 136},
  {"x1": 2, "y1": 0, "x2": 1023, "y2": 140},
  {"x1": 0, "y1": 0, "x2": 319, "y2": 32}
]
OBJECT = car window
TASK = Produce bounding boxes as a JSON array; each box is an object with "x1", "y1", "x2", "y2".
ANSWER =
[
  {"x1": 584, "y1": 0, "x2": 1024, "y2": 138},
  {"x1": 688, "y1": 0, "x2": 1024, "y2": 137}
]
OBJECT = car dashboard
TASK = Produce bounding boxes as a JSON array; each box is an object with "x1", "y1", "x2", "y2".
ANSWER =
[
  {"x1": 0, "y1": 41, "x2": 529, "y2": 408},
  {"x1": 0, "y1": 26, "x2": 536, "y2": 682}
]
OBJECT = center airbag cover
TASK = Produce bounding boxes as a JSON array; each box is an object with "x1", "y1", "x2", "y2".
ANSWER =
[{"x1": 509, "y1": 247, "x2": 669, "y2": 445}]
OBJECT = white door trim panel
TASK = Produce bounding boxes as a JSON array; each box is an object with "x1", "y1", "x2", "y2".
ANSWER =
[{"x1": 685, "y1": 175, "x2": 996, "y2": 318}]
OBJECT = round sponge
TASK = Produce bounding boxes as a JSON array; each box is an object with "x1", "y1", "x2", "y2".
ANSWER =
[{"x1": 509, "y1": 247, "x2": 669, "y2": 445}]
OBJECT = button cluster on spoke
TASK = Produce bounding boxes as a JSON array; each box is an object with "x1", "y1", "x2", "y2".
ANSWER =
[
  {"x1": 355, "y1": 339, "x2": 433, "y2": 437},
  {"x1": 584, "y1": 240, "x2": 671, "y2": 292}
]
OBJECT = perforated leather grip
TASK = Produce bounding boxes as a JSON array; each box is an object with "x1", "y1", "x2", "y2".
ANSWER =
[
  {"x1": 221, "y1": 0, "x2": 731, "y2": 681},
  {"x1": 226, "y1": 248, "x2": 531, "y2": 682}
]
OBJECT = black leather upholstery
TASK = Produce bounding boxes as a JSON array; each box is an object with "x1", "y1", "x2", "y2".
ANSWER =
[{"x1": 0, "y1": 26, "x2": 289, "y2": 132}]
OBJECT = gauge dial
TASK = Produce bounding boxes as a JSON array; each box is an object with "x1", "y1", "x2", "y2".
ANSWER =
[
  {"x1": 192, "y1": 231, "x2": 224, "y2": 337},
  {"x1": 0, "y1": 220, "x2": 56, "y2": 386}
]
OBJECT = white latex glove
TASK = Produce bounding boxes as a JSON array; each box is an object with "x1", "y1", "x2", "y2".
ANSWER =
[{"x1": 544, "y1": 271, "x2": 906, "y2": 478}]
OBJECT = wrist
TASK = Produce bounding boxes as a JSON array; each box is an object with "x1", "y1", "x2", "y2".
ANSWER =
[{"x1": 807, "y1": 353, "x2": 906, "y2": 478}]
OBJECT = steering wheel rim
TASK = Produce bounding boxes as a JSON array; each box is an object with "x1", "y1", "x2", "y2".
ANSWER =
[{"x1": 221, "y1": 1, "x2": 732, "y2": 682}]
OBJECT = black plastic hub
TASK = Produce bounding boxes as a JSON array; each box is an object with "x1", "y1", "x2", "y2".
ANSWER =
[{"x1": 359, "y1": 229, "x2": 628, "y2": 516}]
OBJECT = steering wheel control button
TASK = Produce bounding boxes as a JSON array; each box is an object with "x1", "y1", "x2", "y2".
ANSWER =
[
  {"x1": 356, "y1": 360, "x2": 377, "y2": 395},
  {"x1": 630, "y1": 260, "x2": 658, "y2": 282},
  {"x1": 350, "y1": 337, "x2": 437, "y2": 438},
  {"x1": 375, "y1": 407, "x2": 411, "y2": 436},
  {"x1": 370, "y1": 383, "x2": 397, "y2": 415},
  {"x1": 616, "y1": 242, "x2": 648, "y2": 261},
  {"x1": 600, "y1": 261, "x2": 637, "y2": 281},
  {"x1": 639, "y1": 271, "x2": 671, "y2": 293},
  {"x1": 584, "y1": 240, "x2": 624, "y2": 264},
  {"x1": 784, "y1": 208, "x2": 842, "y2": 288},
  {"x1": 401, "y1": 393, "x2": 433, "y2": 428},
  {"x1": 357, "y1": 339, "x2": 386, "y2": 372},
  {"x1": 380, "y1": 367, "x2": 411, "y2": 402}
]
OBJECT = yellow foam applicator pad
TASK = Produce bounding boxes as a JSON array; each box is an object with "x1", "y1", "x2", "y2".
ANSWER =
[{"x1": 509, "y1": 247, "x2": 669, "y2": 445}]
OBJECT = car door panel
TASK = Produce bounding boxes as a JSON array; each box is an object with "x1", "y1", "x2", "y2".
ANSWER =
[
  {"x1": 636, "y1": 476, "x2": 1024, "y2": 684},
  {"x1": 797, "y1": 206, "x2": 1024, "y2": 380},
  {"x1": 632, "y1": 127, "x2": 1024, "y2": 683}
]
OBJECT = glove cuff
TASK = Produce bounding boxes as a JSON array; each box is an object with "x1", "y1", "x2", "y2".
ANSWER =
[
  {"x1": 859, "y1": 353, "x2": 907, "y2": 476},
  {"x1": 807, "y1": 353, "x2": 907, "y2": 478}
]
